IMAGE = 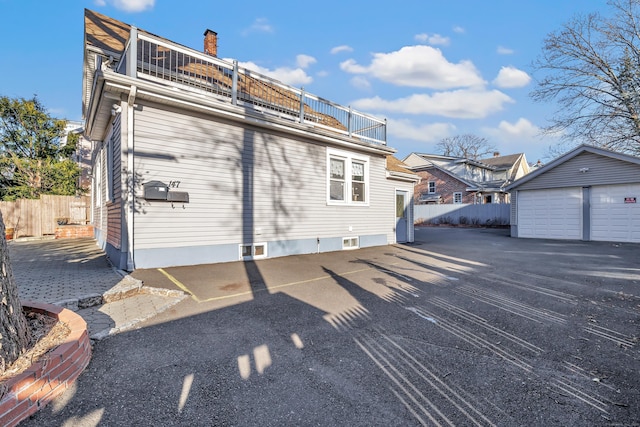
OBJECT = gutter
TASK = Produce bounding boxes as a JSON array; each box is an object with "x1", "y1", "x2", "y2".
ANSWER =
[{"x1": 386, "y1": 170, "x2": 419, "y2": 182}]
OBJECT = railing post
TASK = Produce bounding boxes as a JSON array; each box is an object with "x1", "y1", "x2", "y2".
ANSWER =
[
  {"x1": 299, "y1": 87, "x2": 305, "y2": 124},
  {"x1": 348, "y1": 106, "x2": 352, "y2": 137},
  {"x1": 232, "y1": 60, "x2": 238, "y2": 105},
  {"x1": 384, "y1": 118, "x2": 387, "y2": 145},
  {"x1": 127, "y1": 26, "x2": 138, "y2": 78}
]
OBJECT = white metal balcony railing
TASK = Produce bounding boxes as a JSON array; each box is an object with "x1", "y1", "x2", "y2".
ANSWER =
[{"x1": 115, "y1": 27, "x2": 387, "y2": 146}]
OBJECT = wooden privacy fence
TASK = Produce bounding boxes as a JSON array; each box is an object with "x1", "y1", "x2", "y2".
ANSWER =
[
  {"x1": 0, "y1": 195, "x2": 90, "y2": 238},
  {"x1": 414, "y1": 203, "x2": 511, "y2": 226}
]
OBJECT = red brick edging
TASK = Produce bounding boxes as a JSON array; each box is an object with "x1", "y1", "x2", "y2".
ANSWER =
[
  {"x1": 0, "y1": 301, "x2": 92, "y2": 426},
  {"x1": 55, "y1": 225, "x2": 94, "y2": 239}
]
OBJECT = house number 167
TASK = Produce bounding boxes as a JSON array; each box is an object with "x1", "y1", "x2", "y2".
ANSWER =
[{"x1": 169, "y1": 180, "x2": 181, "y2": 188}]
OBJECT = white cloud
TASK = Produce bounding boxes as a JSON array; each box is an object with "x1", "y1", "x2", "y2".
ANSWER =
[
  {"x1": 414, "y1": 33, "x2": 450, "y2": 46},
  {"x1": 236, "y1": 60, "x2": 312, "y2": 86},
  {"x1": 242, "y1": 18, "x2": 274, "y2": 35},
  {"x1": 497, "y1": 46, "x2": 514, "y2": 55},
  {"x1": 296, "y1": 54, "x2": 316, "y2": 68},
  {"x1": 453, "y1": 26, "x2": 465, "y2": 34},
  {"x1": 232, "y1": 54, "x2": 315, "y2": 87},
  {"x1": 340, "y1": 45, "x2": 485, "y2": 89},
  {"x1": 350, "y1": 89, "x2": 513, "y2": 119},
  {"x1": 492, "y1": 66, "x2": 531, "y2": 88},
  {"x1": 387, "y1": 118, "x2": 455, "y2": 143},
  {"x1": 330, "y1": 45, "x2": 353, "y2": 54},
  {"x1": 495, "y1": 118, "x2": 539, "y2": 137},
  {"x1": 414, "y1": 33, "x2": 428, "y2": 42},
  {"x1": 481, "y1": 118, "x2": 551, "y2": 159},
  {"x1": 106, "y1": 0, "x2": 154, "y2": 12},
  {"x1": 350, "y1": 76, "x2": 371, "y2": 90}
]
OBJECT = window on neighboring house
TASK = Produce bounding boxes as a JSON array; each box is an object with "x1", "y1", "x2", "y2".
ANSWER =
[
  {"x1": 327, "y1": 149, "x2": 369, "y2": 205},
  {"x1": 428, "y1": 181, "x2": 436, "y2": 194},
  {"x1": 453, "y1": 192, "x2": 463, "y2": 204}
]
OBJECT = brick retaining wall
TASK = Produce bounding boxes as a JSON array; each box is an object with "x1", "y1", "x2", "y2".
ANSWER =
[
  {"x1": 0, "y1": 301, "x2": 92, "y2": 426},
  {"x1": 55, "y1": 225, "x2": 94, "y2": 239}
]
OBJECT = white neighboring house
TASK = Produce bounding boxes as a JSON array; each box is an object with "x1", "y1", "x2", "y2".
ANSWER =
[
  {"x1": 62, "y1": 121, "x2": 92, "y2": 192},
  {"x1": 506, "y1": 145, "x2": 640, "y2": 243},
  {"x1": 83, "y1": 9, "x2": 416, "y2": 270}
]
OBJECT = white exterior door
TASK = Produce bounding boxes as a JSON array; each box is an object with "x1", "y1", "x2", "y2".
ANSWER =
[
  {"x1": 395, "y1": 190, "x2": 408, "y2": 243},
  {"x1": 517, "y1": 188, "x2": 582, "y2": 239},
  {"x1": 591, "y1": 184, "x2": 640, "y2": 243}
]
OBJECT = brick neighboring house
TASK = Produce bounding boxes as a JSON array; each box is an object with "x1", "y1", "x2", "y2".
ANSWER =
[{"x1": 403, "y1": 152, "x2": 530, "y2": 205}]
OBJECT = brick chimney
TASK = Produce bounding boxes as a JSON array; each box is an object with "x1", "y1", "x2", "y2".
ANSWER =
[
  {"x1": 493, "y1": 151, "x2": 500, "y2": 157},
  {"x1": 204, "y1": 29, "x2": 218, "y2": 56}
]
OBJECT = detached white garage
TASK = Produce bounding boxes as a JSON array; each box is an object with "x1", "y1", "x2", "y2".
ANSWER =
[{"x1": 507, "y1": 145, "x2": 640, "y2": 243}]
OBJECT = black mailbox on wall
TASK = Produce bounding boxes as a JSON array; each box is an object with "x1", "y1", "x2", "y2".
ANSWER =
[
  {"x1": 167, "y1": 191, "x2": 189, "y2": 203},
  {"x1": 144, "y1": 181, "x2": 169, "y2": 200}
]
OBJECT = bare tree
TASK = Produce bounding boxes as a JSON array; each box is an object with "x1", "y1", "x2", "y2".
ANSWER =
[
  {"x1": 0, "y1": 212, "x2": 30, "y2": 373},
  {"x1": 436, "y1": 134, "x2": 497, "y2": 160},
  {"x1": 531, "y1": 0, "x2": 640, "y2": 155}
]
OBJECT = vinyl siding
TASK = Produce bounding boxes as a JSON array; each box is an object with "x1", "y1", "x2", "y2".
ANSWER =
[
  {"x1": 132, "y1": 101, "x2": 395, "y2": 255},
  {"x1": 515, "y1": 152, "x2": 640, "y2": 190}
]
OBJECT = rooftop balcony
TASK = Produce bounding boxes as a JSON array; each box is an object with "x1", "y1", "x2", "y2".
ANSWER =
[{"x1": 114, "y1": 28, "x2": 387, "y2": 146}]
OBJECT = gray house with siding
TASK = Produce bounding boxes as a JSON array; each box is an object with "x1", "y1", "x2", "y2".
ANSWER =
[
  {"x1": 506, "y1": 145, "x2": 640, "y2": 243},
  {"x1": 83, "y1": 10, "x2": 416, "y2": 270}
]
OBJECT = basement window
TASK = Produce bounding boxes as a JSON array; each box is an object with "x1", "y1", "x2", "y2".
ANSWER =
[
  {"x1": 240, "y1": 243, "x2": 267, "y2": 260},
  {"x1": 342, "y1": 237, "x2": 359, "y2": 250}
]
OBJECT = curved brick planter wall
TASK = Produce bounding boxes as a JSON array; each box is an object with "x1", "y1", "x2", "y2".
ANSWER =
[{"x1": 0, "y1": 301, "x2": 92, "y2": 426}]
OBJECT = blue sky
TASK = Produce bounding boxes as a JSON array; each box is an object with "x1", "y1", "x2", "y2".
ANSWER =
[{"x1": 0, "y1": 0, "x2": 612, "y2": 163}]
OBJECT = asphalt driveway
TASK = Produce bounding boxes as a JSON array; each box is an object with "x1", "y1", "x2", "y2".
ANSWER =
[{"x1": 24, "y1": 227, "x2": 640, "y2": 426}]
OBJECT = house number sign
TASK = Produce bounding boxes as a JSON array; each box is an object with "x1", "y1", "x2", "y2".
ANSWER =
[
  {"x1": 624, "y1": 197, "x2": 636, "y2": 203},
  {"x1": 169, "y1": 180, "x2": 181, "y2": 188}
]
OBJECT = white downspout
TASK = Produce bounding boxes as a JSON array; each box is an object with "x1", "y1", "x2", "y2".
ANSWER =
[{"x1": 126, "y1": 85, "x2": 137, "y2": 271}]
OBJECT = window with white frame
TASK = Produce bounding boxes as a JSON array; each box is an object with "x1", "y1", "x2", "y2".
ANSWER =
[
  {"x1": 428, "y1": 181, "x2": 436, "y2": 194},
  {"x1": 351, "y1": 161, "x2": 365, "y2": 202},
  {"x1": 240, "y1": 243, "x2": 267, "y2": 259},
  {"x1": 342, "y1": 237, "x2": 359, "y2": 249},
  {"x1": 329, "y1": 157, "x2": 346, "y2": 201},
  {"x1": 327, "y1": 149, "x2": 369, "y2": 205},
  {"x1": 453, "y1": 192, "x2": 463, "y2": 204},
  {"x1": 106, "y1": 138, "x2": 114, "y2": 202},
  {"x1": 94, "y1": 156, "x2": 102, "y2": 207}
]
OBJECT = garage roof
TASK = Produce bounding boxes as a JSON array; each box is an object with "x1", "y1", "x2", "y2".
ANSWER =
[{"x1": 505, "y1": 144, "x2": 640, "y2": 191}]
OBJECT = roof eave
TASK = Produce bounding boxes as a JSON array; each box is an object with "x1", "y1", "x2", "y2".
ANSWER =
[
  {"x1": 387, "y1": 170, "x2": 419, "y2": 182},
  {"x1": 505, "y1": 144, "x2": 640, "y2": 191}
]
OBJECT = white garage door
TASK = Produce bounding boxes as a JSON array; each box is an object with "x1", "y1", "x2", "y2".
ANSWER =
[
  {"x1": 591, "y1": 184, "x2": 640, "y2": 243},
  {"x1": 517, "y1": 188, "x2": 582, "y2": 239}
]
